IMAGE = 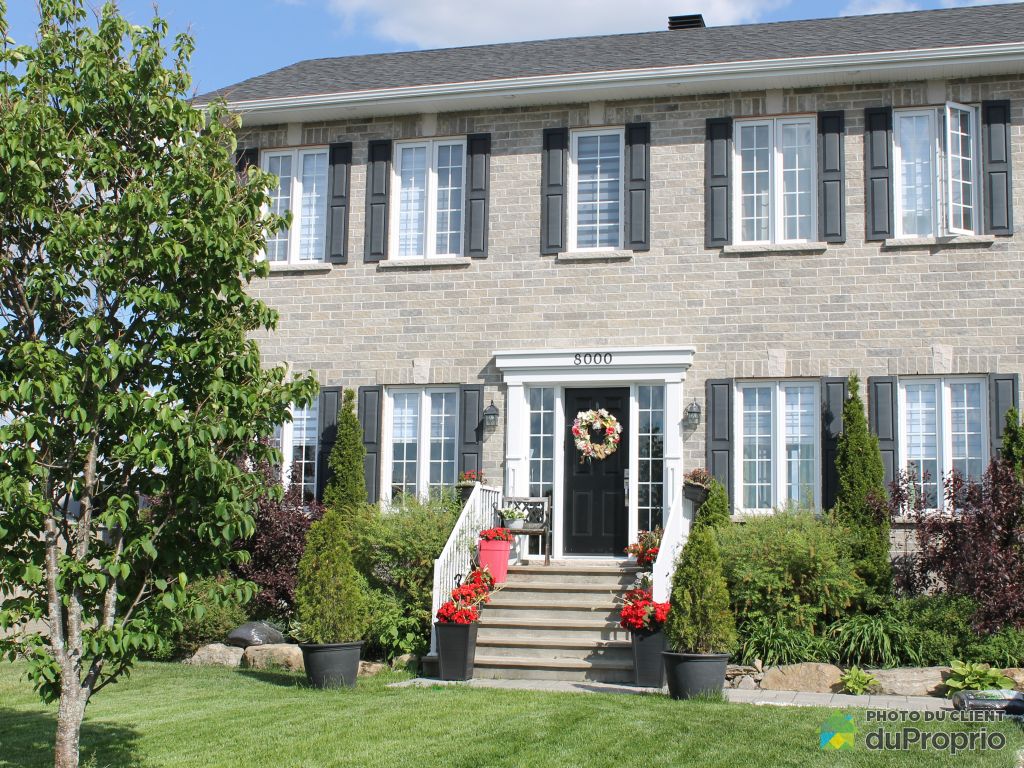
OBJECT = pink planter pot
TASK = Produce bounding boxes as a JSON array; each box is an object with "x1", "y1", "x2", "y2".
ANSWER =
[{"x1": 478, "y1": 539, "x2": 511, "y2": 583}]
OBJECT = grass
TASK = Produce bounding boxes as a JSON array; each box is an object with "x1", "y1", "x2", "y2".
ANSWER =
[{"x1": 1, "y1": 661, "x2": 1022, "y2": 767}]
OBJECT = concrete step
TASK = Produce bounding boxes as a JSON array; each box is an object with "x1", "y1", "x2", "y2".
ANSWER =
[
  {"x1": 475, "y1": 638, "x2": 632, "y2": 661},
  {"x1": 506, "y1": 564, "x2": 641, "y2": 586},
  {"x1": 489, "y1": 587, "x2": 620, "y2": 606},
  {"x1": 477, "y1": 617, "x2": 630, "y2": 643},
  {"x1": 472, "y1": 654, "x2": 635, "y2": 683},
  {"x1": 483, "y1": 601, "x2": 620, "y2": 622},
  {"x1": 497, "y1": 581, "x2": 624, "y2": 594}
]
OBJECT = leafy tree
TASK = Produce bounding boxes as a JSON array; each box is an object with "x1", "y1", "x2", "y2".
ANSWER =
[
  {"x1": 1001, "y1": 408, "x2": 1024, "y2": 477},
  {"x1": 295, "y1": 509, "x2": 370, "y2": 644},
  {"x1": 0, "y1": 3, "x2": 314, "y2": 766},
  {"x1": 663, "y1": 526, "x2": 736, "y2": 654},
  {"x1": 830, "y1": 374, "x2": 891, "y2": 594},
  {"x1": 692, "y1": 479, "x2": 730, "y2": 530},
  {"x1": 323, "y1": 388, "x2": 371, "y2": 536}
]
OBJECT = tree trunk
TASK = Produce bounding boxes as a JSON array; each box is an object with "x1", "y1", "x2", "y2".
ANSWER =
[{"x1": 53, "y1": 684, "x2": 86, "y2": 768}]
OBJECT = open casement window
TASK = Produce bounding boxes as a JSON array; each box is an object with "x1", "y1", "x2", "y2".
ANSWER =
[
  {"x1": 271, "y1": 400, "x2": 320, "y2": 502},
  {"x1": 391, "y1": 139, "x2": 466, "y2": 259},
  {"x1": 568, "y1": 128, "x2": 624, "y2": 251},
  {"x1": 734, "y1": 381, "x2": 820, "y2": 513},
  {"x1": 899, "y1": 378, "x2": 988, "y2": 509},
  {"x1": 892, "y1": 103, "x2": 980, "y2": 238},
  {"x1": 385, "y1": 388, "x2": 459, "y2": 500},
  {"x1": 733, "y1": 117, "x2": 816, "y2": 244},
  {"x1": 262, "y1": 148, "x2": 329, "y2": 263}
]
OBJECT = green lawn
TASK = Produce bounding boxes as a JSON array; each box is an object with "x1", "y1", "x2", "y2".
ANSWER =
[{"x1": 1, "y1": 661, "x2": 1022, "y2": 768}]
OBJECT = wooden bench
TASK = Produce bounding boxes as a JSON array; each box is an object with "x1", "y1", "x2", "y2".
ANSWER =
[{"x1": 496, "y1": 496, "x2": 552, "y2": 567}]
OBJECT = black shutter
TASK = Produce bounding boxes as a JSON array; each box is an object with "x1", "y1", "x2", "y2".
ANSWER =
[
  {"x1": 624, "y1": 122, "x2": 651, "y2": 252},
  {"x1": 234, "y1": 147, "x2": 259, "y2": 182},
  {"x1": 705, "y1": 379, "x2": 733, "y2": 509},
  {"x1": 821, "y1": 376, "x2": 849, "y2": 510},
  {"x1": 705, "y1": 118, "x2": 733, "y2": 247},
  {"x1": 989, "y1": 373, "x2": 1020, "y2": 457},
  {"x1": 316, "y1": 386, "x2": 342, "y2": 501},
  {"x1": 364, "y1": 140, "x2": 392, "y2": 262},
  {"x1": 357, "y1": 385, "x2": 383, "y2": 503},
  {"x1": 540, "y1": 128, "x2": 568, "y2": 255},
  {"x1": 868, "y1": 376, "x2": 899, "y2": 488},
  {"x1": 459, "y1": 385, "x2": 484, "y2": 479},
  {"x1": 818, "y1": 111, "x2": 846, "y2": 243},
  {"x1": 982, "y1": 101, "x2": 1014, "y2": 236},
  {"x1": 326, "y1": 143, "x2": 352, "y2": 264},
  {"x1": 864, "y1": 107, "x2": 894, "y2": 241},
  {"x1": 465, "y1": 133, "x2": 491, "y2": 259}
]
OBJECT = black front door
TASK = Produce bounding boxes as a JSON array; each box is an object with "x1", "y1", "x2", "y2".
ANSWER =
[{"x1": 563, "y1": 388, "x2": 629, "y2": 555}]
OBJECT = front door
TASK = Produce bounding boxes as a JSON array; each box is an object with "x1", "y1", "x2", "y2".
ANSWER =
[{"x1": 563, "y1": 388, "x2": 629, "y2": 555}]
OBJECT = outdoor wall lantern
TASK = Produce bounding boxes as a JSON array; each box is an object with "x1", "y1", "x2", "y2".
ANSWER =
[
  {"x1": 482, "y1": 400, "x2": 500, "y2": 429},
  {"x1": 684, "y1": 399, "x2": 702, "y2": 428}
]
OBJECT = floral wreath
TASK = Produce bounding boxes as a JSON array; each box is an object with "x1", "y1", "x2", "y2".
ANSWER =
[{"x1": 571, "y1": 408, "x2": 622, "y2": 462}]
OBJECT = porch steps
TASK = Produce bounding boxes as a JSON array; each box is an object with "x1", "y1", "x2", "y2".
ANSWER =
[{"x1": 471, "y1": 561, "x2": 638, "y2": 684}]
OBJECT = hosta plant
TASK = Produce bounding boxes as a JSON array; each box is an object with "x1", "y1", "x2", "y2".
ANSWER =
[
  {"x1": 840, "y1": 666, "x2": 879, "y2": 695},
  {"x1": 944, "y1": 661, "x2": 1015, "y2": 698}
]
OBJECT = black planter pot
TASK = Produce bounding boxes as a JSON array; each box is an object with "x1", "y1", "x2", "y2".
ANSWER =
[
  {"x1": 662, "y1": 651, "x2": 729, "y2": 700},
  {"x1": 631, "y1": 630, "x2": 666, "y2": 688},
  {"x1": 683, "y1": 483, "x2": 709, "y2": 508},
  {"x1": 300, "y1": 641, "x2": 363, "y2": 689},
  {"x1": 435, "y1": 622, "x2": 478, "y2": 681}
]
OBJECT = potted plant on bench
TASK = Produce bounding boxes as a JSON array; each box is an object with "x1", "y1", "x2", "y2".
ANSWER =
[
  {"x1": 435, "y1": 567, "x2": 495, "y2": 680},
  {"x1": 293, "y1": 508, "x2": 370, "y2": 688},
  {"x1": 619, "y1": 579, "x2": 670, "y2": 688},
  {"x1": 477, "y1": 527, "x2": 513, "y2": 583},
  {"x1": 500, "y1": 507, "x2": 528, "y2": 530},
  {"x1": 662, "y1": 525, "x2": 736, "y2": 699}
]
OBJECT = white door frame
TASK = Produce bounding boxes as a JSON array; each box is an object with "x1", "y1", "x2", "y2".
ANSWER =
[{"x1": 495, "y1": 347, "x2": 695, "y2": 560}]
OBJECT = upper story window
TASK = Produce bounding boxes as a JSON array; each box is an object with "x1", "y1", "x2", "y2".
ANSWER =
[
  {"x1": 386, "y1": 387, "x2": 459, "y2": 499},
  {"x1": 391, "y1": 139, "x2": 466, "y2": 259},
  {"x1": 262, "y1": 148, "x2": 329, "y2": 263},
  {"x1": 893, "y1": 104, "x2": 980, "y2": 238},
  {"x1": 271, "y1": 400, "x2": 320, "y2": 502},
  {"x1": 735, "y1": 380, "x2": 820, "y2": 513},
  {"x1": 569, "y1": 128, "x2": 623, "y2": 251},
  {"x1": 900, "y1": 377, "x2": 988, "y2": 508},
  {"x1": 733, "y1": 117, "x2": 816, "y2": 244}
]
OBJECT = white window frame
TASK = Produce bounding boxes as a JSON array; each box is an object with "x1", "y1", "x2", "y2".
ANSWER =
[
  {"x1": 567, "y1": 127, "x2": 625, "y2": 252},
  {"x1": 389, "y1": 137, "x2": 467, "y2": 260},
  {"x1": 898, "y1": 376, "x2": 989, "y2": 509},
  {"x1": 733, "y1": 380, "x2": 822, "y2": 514},
  {"x1": 260, "y1": 147, "x2": 329, "y2": 264},
  {"x1": 892, "y1": 104, "x2": 981, "y2": 238},
  {"x1": 381, "y1": 386, "x2": 460, "y2": 502},
  {"x1": 732, "y1": 116, "x2": 818, "y2": 245},
  {"x1": 275, "y1": 401, "x2": 320, "y2": 499}
]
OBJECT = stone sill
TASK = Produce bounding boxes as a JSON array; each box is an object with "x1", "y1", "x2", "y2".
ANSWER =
[
  {"x1": 267, "y1": 262, "x2": 333, "y2": 275},
  {"x1": 883, "y1": 234, "x2": 996, "y2": 248},
  {"x1": 722, "y1": 242, "x2": 828, "y2": 256},
  {"x1": 377, "y1": 257, "x2": 472, "y2": 270},
  {"x1": 555, "y1": 250, "x2": 634, "y2": 263}
]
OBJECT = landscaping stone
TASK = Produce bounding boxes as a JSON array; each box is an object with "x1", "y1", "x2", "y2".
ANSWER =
[
  {"x1": 1002, "y1": 668, "x2": 1024, "y2": 692},
  {"x1": 186, "y1": 643, "x2": 243, "y2": 667},
  {"x1": 736, "y1": 675, "x2": 758, "y2": 690},
  {"x1": 392, "y1": 654, "x2": 419, "y2": 672},
  {"x1": 241, "y1": 643, "x2": 303, "y2": 672},
  {"x1": 226, "y1": 621, "x2": 285, "y2": 648},
  {"x1": 760, "y1": 663, "x2": 844, "y2": 693},
  {"x1": 359, "y1": 661, "x2": 387, "y2": 677},
  {"x1": 868, "y1": 666, "x2": 950, "y2": 697}
]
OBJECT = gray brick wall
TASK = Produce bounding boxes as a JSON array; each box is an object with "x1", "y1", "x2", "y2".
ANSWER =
[{"x1": 242, "y1": 75, "x2": 1024, "y2": 491}]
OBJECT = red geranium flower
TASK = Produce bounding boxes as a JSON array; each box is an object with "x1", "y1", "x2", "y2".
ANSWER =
[
  {"x1": 618, "y1": 587, "x2": 670, "y2": 632},
  {"x1": 479, "y1": 527, "x2": 514, "y2": 542}
]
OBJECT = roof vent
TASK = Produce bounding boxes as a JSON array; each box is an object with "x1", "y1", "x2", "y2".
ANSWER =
[{"x1": 668, "y1": 14, "x2": 705, "y2": 30}]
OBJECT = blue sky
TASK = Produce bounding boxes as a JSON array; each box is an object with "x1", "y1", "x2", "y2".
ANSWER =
[{"x1": 3, "y1": 1, "x2": 1009, "y2": 95}]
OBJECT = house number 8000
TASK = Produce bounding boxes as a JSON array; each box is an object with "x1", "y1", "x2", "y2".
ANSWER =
[{"x1": 574, "y1": 353, "x2": 613, "y2": 366}]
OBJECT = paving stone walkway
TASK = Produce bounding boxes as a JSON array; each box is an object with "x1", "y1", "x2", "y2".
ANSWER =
[{"x1": 389, "y1": 677, "x2": 948, "y2": 710}]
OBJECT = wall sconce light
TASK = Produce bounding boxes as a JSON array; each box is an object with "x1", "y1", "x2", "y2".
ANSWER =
[
  {"x1": 482, "y1": 400, "x2": 500, "y2": 429},
  {"x1": 684, "y1": 399, "x2": 702, "y2": 428}
]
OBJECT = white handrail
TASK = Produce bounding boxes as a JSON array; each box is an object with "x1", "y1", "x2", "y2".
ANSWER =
[
  {"x1": 653, "y1": 497, "x2": 693, "y2": 603},
  {"x1": 429, "y1": 483, "x2": 502, "y2": 655}
]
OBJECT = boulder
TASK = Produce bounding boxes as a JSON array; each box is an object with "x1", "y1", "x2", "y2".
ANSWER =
[
  {"x1": 359, "y1": 661, "x2": 387, "y2": 677},
  {"x1": 735, "y1": 675, "x2": 758, "y2": 690},
  {"x1": 1002, "y1": 668, "x2": 1024, "y2": 692},
  {"x1": 392, "y1": 653, "x2": 418, "y2": 672},
  {"x1": 868, "y1": 667, "x2": 950, "y2": 697},
  {"x1": 760, "y1": 663, "x2": 844, "y2": 693},
  {"x1": 241, "y1": 643, "x2": 304, "y2": 672},
  {"x1": 186, "y1": 643, "x2": 243, "y2": 667},
  {"x1": 226, "y1": 621, "x2": 285, "y2": 648}
]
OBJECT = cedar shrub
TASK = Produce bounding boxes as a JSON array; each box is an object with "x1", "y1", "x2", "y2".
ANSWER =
[
  {"x1": 693, "y1": 478, "x2": 730, "y2": 530},
  {"x1": 1001, "y1": 408, "x2": 1024, "y2": 477},
  {"x1": 323, "y1": 389, "x2": 367, "y2": 516},
  {"x1": 664, "y1": 526, "x2": 736, "y2": 654}
]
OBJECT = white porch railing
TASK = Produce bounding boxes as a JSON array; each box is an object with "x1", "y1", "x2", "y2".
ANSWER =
[
  {"x1": 429, "y1": 483, "x2": 502, "y2": 655},
  {"x1": 652, "y1": 497, "x2": 694, "y2": 603}
]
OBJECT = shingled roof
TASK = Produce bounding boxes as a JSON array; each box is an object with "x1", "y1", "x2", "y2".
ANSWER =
[{"x1": 197, "y1": 4, "x2": 1024, "y2": 105}]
